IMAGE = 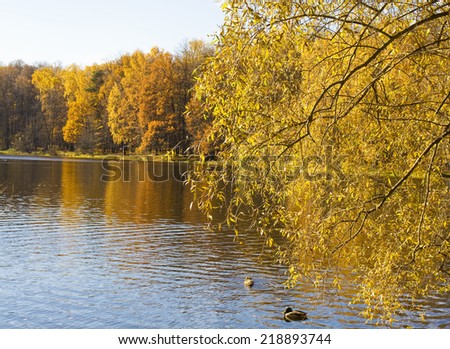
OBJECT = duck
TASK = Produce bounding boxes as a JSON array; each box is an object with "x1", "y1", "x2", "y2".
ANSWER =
[
  {"x1": 283, "y1": 307, "x2": 308, "y2": 321},
  {"x1": 244, "y1": 277, "x2": 254, "y2": 287}
]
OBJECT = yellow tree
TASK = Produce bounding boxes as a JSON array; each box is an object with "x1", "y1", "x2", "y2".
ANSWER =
[
  {"x1": 136, "y1": 48, "x2": 178, "y2": 153},
  {"x1": 62, "y1": 65, "x2": 111, "y2": 152},
  {"x1": 107, "y1": 82, "x2": 141, "y2": 148},
  {"x1": 106, "y1": 51, "x2": 145, "y2": 150},
  {"x1": 61, "y1": 65, "x2": 92, "y2": 147},
  {"x1": 32, "y1": 66, "x2": 67, "y2": 149},
  {"x1": 85, "y1": 66, "x2": 114, "y2": 153},
  {"x1": 191, "y1": 0, "x2": 450, "y2": 323}
]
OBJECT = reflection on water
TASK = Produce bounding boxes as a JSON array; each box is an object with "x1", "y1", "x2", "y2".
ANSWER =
[{"x1": 0, "y1": 156, "x2": 448, "y2": 328}]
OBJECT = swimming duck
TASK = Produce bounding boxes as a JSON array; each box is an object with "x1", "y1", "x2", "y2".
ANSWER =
[
  {"x1": 283, "y1": 307, "x2": 308, "y2": 321},
  {"x1": 244, "y1": 277, "x2": 254, "y2": 287}
]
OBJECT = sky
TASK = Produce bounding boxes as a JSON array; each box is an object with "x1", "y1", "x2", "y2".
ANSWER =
[{"x1": 0, "y1": 0, "x2": 224, "y2": 66}]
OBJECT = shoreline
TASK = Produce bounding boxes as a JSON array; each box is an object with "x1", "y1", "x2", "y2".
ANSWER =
[{"x1": 0, "y1": 149, "x2": 195, "y2": 163}]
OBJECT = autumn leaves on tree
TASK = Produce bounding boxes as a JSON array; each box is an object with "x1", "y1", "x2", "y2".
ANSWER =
[{"x1": 190, "y1": 1, "x2": 450, "y2": 323}]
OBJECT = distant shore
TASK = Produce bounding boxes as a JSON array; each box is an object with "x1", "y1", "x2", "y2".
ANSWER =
[{"x1": 0, "y1": 148, "x2": 195, "y2": 163}]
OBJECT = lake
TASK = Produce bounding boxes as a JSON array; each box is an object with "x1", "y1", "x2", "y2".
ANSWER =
[{"x1": 0, "y1": 155, "x2": 448, "y2": 328}]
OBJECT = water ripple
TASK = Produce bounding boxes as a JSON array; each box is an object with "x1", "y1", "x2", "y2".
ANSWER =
[{"x1": 0, "y1": 157, "x2": 448, "y2": 328}]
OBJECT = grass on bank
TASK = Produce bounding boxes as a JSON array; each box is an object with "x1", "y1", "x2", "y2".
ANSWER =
[{"x1": 0, "y1": 148, "x2": 196, "y2": 162}]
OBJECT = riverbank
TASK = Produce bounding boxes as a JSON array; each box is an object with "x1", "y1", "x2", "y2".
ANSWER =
[{"x1": 0, "y1": 148, "x2": 194, "y2": 163}]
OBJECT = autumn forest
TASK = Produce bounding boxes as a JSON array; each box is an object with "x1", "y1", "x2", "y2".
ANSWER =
[{"x1": 0, "y1": 40, "x2": 213, "y2": 155}]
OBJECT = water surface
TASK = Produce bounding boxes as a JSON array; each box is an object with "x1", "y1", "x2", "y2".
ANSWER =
[{"x1": 0, "y1": 155, "x2": 448, "y2": 328}]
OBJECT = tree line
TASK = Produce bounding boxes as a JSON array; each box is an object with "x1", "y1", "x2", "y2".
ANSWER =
[{"x1": 0, "y1": 40, "x2": 213, "y2": 155}]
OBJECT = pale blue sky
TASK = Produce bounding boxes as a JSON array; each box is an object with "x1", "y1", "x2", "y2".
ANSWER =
[{"x1": 0, "y1": 0, "x2": 224, "y2": 66}]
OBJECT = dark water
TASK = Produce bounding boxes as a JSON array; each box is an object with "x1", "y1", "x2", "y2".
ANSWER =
[{"x1": 0, "y1": 155, "x2": 448, "y2": 329}]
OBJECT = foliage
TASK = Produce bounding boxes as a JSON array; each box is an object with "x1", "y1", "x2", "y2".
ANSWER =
[
  {"x1": 2, "y1": 40, "x2": 212, "y2": 155},
  {"x1": 0, "y1": 61, "x2": 41, "y2": 150},
  {"x1": 190, "y1": 0, "x2": 450, "y2": 324},
  {"x1": 185, "y1": 96, "x2": 214, "y2": 154},
  {"x1": 176, "y1": 40, "x2": 215, "y2": 152},
  {"x1": 31, "y1": 66, "x2": 67, "y2": 149},
  {"x1": 107, "y1": 82, "x2": 140, "y2": 148}
]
